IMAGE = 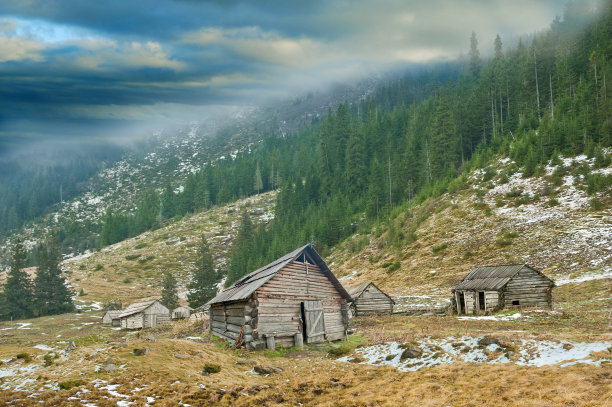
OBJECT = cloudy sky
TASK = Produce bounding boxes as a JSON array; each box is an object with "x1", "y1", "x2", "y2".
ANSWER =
[{"x1": 0, "y1": 0, "x2": 579, "y2": 155}]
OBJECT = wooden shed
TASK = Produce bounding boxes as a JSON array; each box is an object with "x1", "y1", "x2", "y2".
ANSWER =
[
  {"x1": 347, "y1": 282, "x2": 394, "y2": 316},
  {"x1": 102, "y1": 310, "x2": 122, "y2": 326},
  {"x1": 172, "y1": 305, "x2": 193, "y2": 320},
  {"x1": 453, "y1": 264, "x2": 554, "y2": 315},
  {"x1": 207, "y1": 244, "x2": 352, "y2": 350},
  {"x1": 119, "y1": 300, "x2": 171, "y2": 330}
]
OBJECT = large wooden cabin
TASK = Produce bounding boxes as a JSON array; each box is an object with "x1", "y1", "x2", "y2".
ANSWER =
[
  {"x1": 347, "y1": 282, "x2": 394, "y2": 316},
  {"x1": 207, "y1": 244, "x2": 352, "y2": 350},
  {"x1": 452, "y1": 264, "x2": 554, "y2": 314}
]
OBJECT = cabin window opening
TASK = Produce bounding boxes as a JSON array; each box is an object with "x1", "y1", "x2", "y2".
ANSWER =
[
  {"x1": 296, "y1": 253, "x2": 315, "y2": 265},
  {"x1": 512, "y1": 300, "x2": 520, "y2": 306},
  {"x1": 478, "y1": 292, "x2": 485, "y2": 310}
]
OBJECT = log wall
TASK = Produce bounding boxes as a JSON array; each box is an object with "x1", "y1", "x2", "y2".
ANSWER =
[
  {"x1": 353, "y1": 285, "x2": 393, "y2": 316},
  {"x1": 256, "y1": 260, "x2": 348, "y2": 347},
  {"x1": 504, "y1": 267, "x2": 553, "y2": 308}
]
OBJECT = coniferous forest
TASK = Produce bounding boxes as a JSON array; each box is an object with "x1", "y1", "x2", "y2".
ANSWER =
[{"x1": 2, "y1": 2, "x2": 612, "y2": 298}]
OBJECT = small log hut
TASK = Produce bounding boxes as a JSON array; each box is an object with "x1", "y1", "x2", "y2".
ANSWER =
[
  {"x1": 347, "y1": 282, "x2": 394, "y2": 316},
  {"x1": 172, "y1": 305, "x2": 193, "y2": 320},
  {"x1": 119, "y1": 300, "x2": 171, "y2": 329},
  {"x1": 102, "y1": 310, "x2": 122, "y2": 326},
  {"x1": 207, "y1": 244, "x2": 352, "y2": 350},
  {"x1": 453, "y1": 264, "x2": 554, "y2": 314}
]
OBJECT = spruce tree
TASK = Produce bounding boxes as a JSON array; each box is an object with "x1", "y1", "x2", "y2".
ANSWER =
[
  {"x1": 161, "y1": 272, "x2": 179, "y2": 310},
  {"x1": 226, "y1": 208, "x2": 255, "y2": 287},
  {"x1": 34, "y1": 235, "x2": 74, "y2": 316},
  {"x1": 187, "y1": 235, "x2": 218, "y2": 308},
  {"x1": 469, "y1": 31, "x2": 481, "y2": 76},
  {"x1": 254, "y1": 162, "x2": 263, "y2": 194},
  {"x1": 3, "y1": 238, "x2": 34, "y2": 320}
]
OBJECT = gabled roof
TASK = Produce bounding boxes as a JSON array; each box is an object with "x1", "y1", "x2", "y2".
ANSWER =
[
  {"x1": 173, "y1": 305, "x2": 193, "y2": 311},
  {"x1": 119, "y1": 300, "x2": 165, "y2": 318},
  {"x1": 455, "y1": 264, "x2": 553, "y2": 291},
  {"x1": 347, "y1": 281, "x2": 395, "y2": 304},
  {"x1": 103, "y1": 310, "x2": 122, "y2": 319},
  {"x1": 208, "y1": 244, "x2": 351, "y2": 305}
]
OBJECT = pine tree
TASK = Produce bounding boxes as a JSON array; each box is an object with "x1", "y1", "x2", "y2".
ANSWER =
[
  {"x1": 187, "y1": 235, "x2": 218, "y2": 308},
  {"x1": 226, "y1": 208, "x2": 255, "y2": 286},
  {"x1": 254, "y1": 162, "x2": 263, "y2": 194},
  {"x1": 469, "y1": 31, "x2": 481, "y2": 76},
  {"x1": 160, "y1": 183, "x2": 176, "y2": 219},
  {"x1": 161, "y1": 272, "x2": 179, "y2": 310},
  {"x1": 34, "y1": 235, "x2": 74, "y2": 316},
  {"x1": 3, "y1": 238, "x2": 34, "y2": 320},
  {"x1": 494, "y1": 34, "x2": 503, "y2": 60}
]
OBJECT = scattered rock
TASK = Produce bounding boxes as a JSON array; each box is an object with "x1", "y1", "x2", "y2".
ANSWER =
[
  {"x1": 103, "y1": 363, "x2": 117, "y2": 372},
  {"x1": 64, "y1": 342, "x2": 77, "y2": 354},
  {"x1": 478, "y1": 336, "x2": 501, "y2": 347},
  {"x1": 400, "y1": 345, "x2": 422, "y2": 360},
  {"x1": 253, "y1": 365, "x2": 283, "y2": 375},
  {"x1": 562, "y1": 343, "x2": 574, "y2": 351},
  {"x1": 235, "y1": 359, "x2": 257, "y2": 366},
  {"x1": 132, "y1": 348, "x2": 149, "y2": 356},
  {"x1": 174, "y1": 353, "x2": 189, "y2": 360},
  {"x1": 202, "y1": 363, "x2": 221, "y2": 374}
]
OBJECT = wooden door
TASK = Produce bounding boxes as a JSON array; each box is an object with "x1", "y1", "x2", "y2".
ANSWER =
[{"x1": 303, "y1": 300, "x2": 326, "y2": 343}]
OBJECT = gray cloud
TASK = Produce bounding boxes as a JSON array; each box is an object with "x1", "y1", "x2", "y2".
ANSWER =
[{"x1": 0, "y1": 0, "x2": 593, "y2": 156}]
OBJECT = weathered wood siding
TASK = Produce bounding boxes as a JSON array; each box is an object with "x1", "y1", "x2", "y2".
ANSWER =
[
  {"x1": 504, "y1": 267, "x2": 553, "y2": 308},
  {"x1": 485, "y1": 291, "x2": 499, "y2": 310},
  {"x1": 121, "y1": 313, "x2": 143, "y2": 330},
  {"x1": 353, "y1": 285, "x2": 393, "y2": 315},
  {"x1": 463, "y1": 291, "x2": 476, "y2": 314},
  {"x1": 143, "y1": 302, "x2": 171, "y2": 328},
  {"x1": 255, "y1": 259, "x2": 347, "y2": 347},
  {"x1": 209, "y1": 301, "x2": 250, "y2": 343}
]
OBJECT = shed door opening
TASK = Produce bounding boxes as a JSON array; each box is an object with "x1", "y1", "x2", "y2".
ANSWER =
[
  {"x1": 458, "y1": 293, "x2": 465, "y2": 314},
  {"x1": 478, "y1": 292, "x2": 485, "y2": 310},
  {"x1": 302, "y1": 300, "x2": 326, "y2": 344},
  {"x1": 512, "y1": 300, "x2": 520, "y2": 305}
]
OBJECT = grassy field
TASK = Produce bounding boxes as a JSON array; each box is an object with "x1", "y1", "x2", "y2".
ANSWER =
[{"x1": 0, "y1": 275, "x2": 610, "y2": 406}]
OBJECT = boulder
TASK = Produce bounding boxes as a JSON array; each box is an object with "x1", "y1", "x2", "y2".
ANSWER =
[
  {"x1": 253, "y1": 365, "x2": 283, "y2": 375},
  {"x1": 400, "y1": 345, "x2": 422, "y2": 360},
  {"x1": 132, "y1": 348, "x2": 149, "y2": 356}
]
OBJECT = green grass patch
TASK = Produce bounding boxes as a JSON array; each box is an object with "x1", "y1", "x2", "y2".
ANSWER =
[
  {"x1": 125, "y1": 254, "x2": 142, "y2": 261},
  {"x1": 134, "y1": 242, "x2": 148, "y2": 249},
  {"x1": 202, "y1": 364, "x2": 221, "y2": 374},
  {"x1": 93, "y1": 264, "x2": 104, "y2": 271},
  {"x1": 432, "y1": 242, "x2": 449, "y2": 253},
  {"x1": 74, "y1": 334, "x2": 106, "y2": 346},
  {"x1": 58, "y1": 380, "x2": 85, "y2": 390}
]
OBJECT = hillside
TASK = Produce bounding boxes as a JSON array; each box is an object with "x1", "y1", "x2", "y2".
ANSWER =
[{"x1": 329, "y1": 152, "x2": 612, "y2": 310}]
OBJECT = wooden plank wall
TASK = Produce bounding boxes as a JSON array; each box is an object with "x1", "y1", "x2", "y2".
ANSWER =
[
  {"x1": 484, "y1": 291, "x2": 499, "y2": 310},
  {"x1": 121, "y1": 313, "x2": 143, "y2": 330},
  {"x1": 256, "y1": 260, "x2": 347, "y2": 346},
  {"x1": 504, "y1": 267, "x2": 553, "y2": 308},
  {"x1": 354, "y1": 285, "x2": 393, "y2": 315}
]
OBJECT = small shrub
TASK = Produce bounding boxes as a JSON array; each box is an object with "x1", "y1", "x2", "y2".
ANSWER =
[
  {"x1": 58, "y1": 380, "x2": 85, "y2": 390},
  {"x1": 386, "y1": 262, "x2": 401, "y2": 273},
  {"x1": 432, "y1": 243, "x2": 448, "y2": 253},
  {"x1": 505, "y1": 188, "x2": 522, "y2": 198},
  {"x1": 78, "y1": 264, "x2": 86, "y2": 270},
  {"x1": 43, "y1": 354, "x2": 54, "y2": 367},
  {"x1": 495, "y1": 238, "x2": 512, "y2": 247},
  {"x1": 16, "y1": 353, "x2": 31, "y2": 362},
  {"x1": 327, "y1": 345, "x2": 352, "y2": 357},
  {"x1": 78, "y1": 288, "x2": 86, "y2": 297},
  {"x1": 463, "y1": 251, "x2": 474, "y2": 259},
  {"x1": 381, "y1": 261, "x2": 393, "y2": 268},
  {"x1": 122, "y1": 277, "x2": 132, "y2": 284},
  {"x1": 134, "y1": 242, "x2": 148, "y2": 249},
  {"x1": 125, "y1": 254, "x2": 141, "y2": 261},
  {"x1": 203, "y1": 364, "x2": 221, "y2": 374},
  {"x1": 547, "y1": 198, "x2": 559, "y2": 207},
  {"x1": 498, "y1": 174, "x2": 509, "y2": 185},
  {"x1": 495, "y1": 197, "x2": 505, "y2": 207},
  {"x1": 589, "y1": 197, "x2": 603, "y2": 211},
  {"x1": 94, "y1": 264, "x2": 104, "y2": 271}
]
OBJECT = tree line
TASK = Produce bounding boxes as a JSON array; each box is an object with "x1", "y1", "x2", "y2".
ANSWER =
[{"x1": 0, "y1": 237, "x2": 74, "y2": 321}]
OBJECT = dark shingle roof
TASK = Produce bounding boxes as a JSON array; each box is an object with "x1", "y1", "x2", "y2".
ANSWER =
[
  {"x1": 208, "y1": 244, "x2": 351, "y2": 305},
  {"x1": 455, "y1": 264, "x2": 551, "y2": 291}
]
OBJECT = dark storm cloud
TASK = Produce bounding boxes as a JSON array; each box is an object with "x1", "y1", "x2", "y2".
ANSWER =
[{"x1": 0, "y1": 0, "x2": 592, "y2": 156}]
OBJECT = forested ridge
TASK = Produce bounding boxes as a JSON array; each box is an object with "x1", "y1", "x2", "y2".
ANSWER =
[{"x1": 3, "y1": 2, "x2": 612, "y2": 290}]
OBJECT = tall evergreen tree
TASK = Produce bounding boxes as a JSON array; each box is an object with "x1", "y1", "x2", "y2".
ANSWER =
[
  {"x1": 254, "y1": 162, "x2": 263, "y2": 194},
  {"x1": 469, "y1": 31, "x2": 481, "y2": 76},
  {"x1": 3, "y1": 238, "x2": 34, "y2": 320},
  {"x1": 226, "y1": 208, "x2": 255, "y2": 287},
  {"x1": 161, "y1": 272, "x2": 179, "y2": 310},
  {"x1": 187, "y1": 235, "x2": 218, "y2": 308},
  {"x1": 34, "y1": 235, "x2": 74, "y2": 316}
]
